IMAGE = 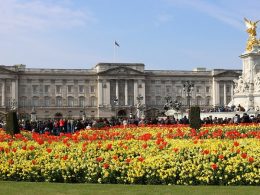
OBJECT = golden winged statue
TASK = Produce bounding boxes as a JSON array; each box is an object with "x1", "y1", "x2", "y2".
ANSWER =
[{"x1": 244, "y1": 18, "x2": 260, "y2": 51}]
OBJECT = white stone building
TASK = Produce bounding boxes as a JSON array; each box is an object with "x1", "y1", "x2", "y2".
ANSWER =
[{"x1": 0, "y1": 63, "x2": 241, "y2": 120}]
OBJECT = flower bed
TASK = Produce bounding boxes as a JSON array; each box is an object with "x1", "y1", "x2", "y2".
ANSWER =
[{"x1": 0, "y1": 124, "x2": 259, "y2": 185}]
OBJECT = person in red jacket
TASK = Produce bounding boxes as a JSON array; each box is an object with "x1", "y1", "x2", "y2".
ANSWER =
[{"x1": 59, "y1": 119, "x2": 65, "y2": 133}]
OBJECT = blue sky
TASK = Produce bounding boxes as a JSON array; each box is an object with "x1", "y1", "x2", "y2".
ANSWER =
[{"x1": 0, "y1": 0, "x2": 259, "y2": 70}]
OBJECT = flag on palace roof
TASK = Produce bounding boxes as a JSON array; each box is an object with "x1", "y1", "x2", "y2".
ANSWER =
[{"x1": 115, "y1": 41, "x2": 120, "y2": 47}]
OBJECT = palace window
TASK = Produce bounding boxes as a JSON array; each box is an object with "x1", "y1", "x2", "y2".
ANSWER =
[
  {"x1": 19, "y1": 97, "x2": 27, "y2": 107},
  {"x1": 68, "y1": 96, "x2": 74, "y2": 107},
  {"x1": 196, "y1": 96, "x2": 203, "y2": 105},
  {"x1": 56, "y1": 85, "x2": 62, "y2": 94},
  {"x1": 90, "y1": 86, "x2": 95, "y2": 93},
  {"x1": 155, "y1": 86, "x2": 161, "y2": 94},
  {"x1": 6, "y1": 85, "x2": 11, "y2": 94},
  {"x1": 166, "y1": 86, "x2": 171, "y2": 93},
  {"x1": 32, "y1": 96, "x2": 39, "y2": 107},
  {"x1": 205, "y1": 96, "x2": 211, "y2": 106},
  {"x1": 32, "y1": 85, "x2": 39, "y2": 94},
  {"x1": 176, "y1": 86, "x2": 182, "y2": 94},
  {"x1": 56, "y1": 96, "x2": 62, "y2": 107},
  {"x1": 67, "y1": 85, "x2": 73, "y2": 93},
  {"x1": 44, "y1": 97, "x2": 50, "y2": 107},
  {"x1": 79, "y1": 96, "x2": 85, "y2": 107},
  {"x1": 196, "y1": 86, "x2": 201, "y2": 93},
  {"x1": 19, "y1": 85, "x2": 26, "y2": 94},
  {"x1": 90, "y1": 96, "x2": 96, "y2": 106},
  {"x1": 79, "y1": 85, "x2": 84, "y2": 93},
  {"x1": 44, "y1": 85, "x2": 50, "y2": 93},
  {"x1": 226, "y1": 86, "x2": 230, "y2": 93},
  {"x1": 155, "y1": 96, "x2": 161, "y2": 105}
]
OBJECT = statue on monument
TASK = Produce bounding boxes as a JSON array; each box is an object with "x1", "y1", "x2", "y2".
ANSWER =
[
  {"x1": 234, "y1": 76, "x2": 249, "y2": 93},
  {"x1": 254, "y1": 72, "x2": 260, "y2": 92},
  {"x1": 244, "y1": 18, "x2": 260, "y2": 52}
]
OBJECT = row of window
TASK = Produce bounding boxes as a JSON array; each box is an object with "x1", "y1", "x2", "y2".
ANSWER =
[
  {"x1": 19, "y1": 85, "x2": 96, "y2": 94},
  {"x1": 150, "y1": 86, "x2": 213, "y2": 94},
  {"x1": 146, "y1": 96, "x2": 212, "y2": 106},
  {"x1": 18, "y1": 96, "x2": 97, "y2": 107}
]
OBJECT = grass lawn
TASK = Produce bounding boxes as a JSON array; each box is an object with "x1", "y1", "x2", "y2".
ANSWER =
[{"x1": 0, "y1": 182, "x2": 259, "y2": 195}]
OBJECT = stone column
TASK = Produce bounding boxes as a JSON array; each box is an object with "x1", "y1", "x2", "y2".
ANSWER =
[
  {"x1": 125, "y1": 80, "x2": 128, "y2": 105},
  {"x1": 105, "y1": 80, "x2": 110, "y2": 105},
  {"x1": 11, "y1": 79, "x2": 18, "y2": 100},
  {"x1": 141, "y1": 80, "x2": 146, "y2": 104},
  {"x1": 212, "y1": 78, "x2": 219, "y2": 106},
  {"x1": 215, "y1": 81, "x2": 220, "y2": 106},
  {"x1": 1, "y1": 80, "x2": 5, "y2": 106},
  {"x1": 224, "y1": 83, "x2": 227, "y2": 106},
  {"x1": 212, "y1": 78, "x2": 216, "y2": 106},
  {"x1": 134, "y1": 80, "x2": 138, "y2": 105},
  {"x1": 98, "y1": 80, "x2": 103, "y2": 106},
  {"x1": 231, "y1": 82, "x2": 234, "y2": 101},
  {"x1": 116, "y1": 80, "x2": 119, "y2": 100}
]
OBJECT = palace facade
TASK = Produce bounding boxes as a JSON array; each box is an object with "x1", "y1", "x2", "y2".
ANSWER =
[{"x1": 0, "y1": 63, "x2": 241, "y2": 120}]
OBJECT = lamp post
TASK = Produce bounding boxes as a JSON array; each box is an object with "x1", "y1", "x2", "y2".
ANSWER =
[
  {"x1": 136, "y1": 95, "x2": 144, "y2": 119},
  {"x1": 113, "y1": 97, "x2": 118, "y2": 118},
  {"x1": 183, "y1": 81, "x2": 194, "y2": 110},
  {"x1": 9, "y1": 98, "x2": 17, "y2": 111},
  {"x1": 164, "y1": 95, "x2": 172, "y2": 111},
  {"x1": 30, "y1": 106, "x2": 37, "y2": 122}
]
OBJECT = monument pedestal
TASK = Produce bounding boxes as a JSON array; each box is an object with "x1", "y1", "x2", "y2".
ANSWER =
[{"x1": 233, "y1": 45, "x2": 260, "y2": 111}]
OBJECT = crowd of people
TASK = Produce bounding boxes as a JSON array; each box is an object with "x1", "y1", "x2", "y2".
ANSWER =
[{"x1": 0, "y1": 112, "x2": 260, "y2": 135}]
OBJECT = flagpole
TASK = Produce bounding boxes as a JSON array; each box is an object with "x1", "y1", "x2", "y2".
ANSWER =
[
  {"x1": 113, "y1": 41, "x2": 116, "y2": 62},
  {"x1": 114, "y1": 40, "x2": 120, "y2": 63}
]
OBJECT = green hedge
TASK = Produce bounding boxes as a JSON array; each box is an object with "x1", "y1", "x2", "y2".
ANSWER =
[
  {"x1": 5, "y1": 111, "x2": 20, "y2": 136},
  {"x1": 189, "y1": 106, "x2": 201, "y2": 130}
]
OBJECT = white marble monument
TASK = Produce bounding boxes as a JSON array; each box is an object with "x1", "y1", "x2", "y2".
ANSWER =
[{"x1": 233, "y1": 18, "x2": 260, "y2": 111}]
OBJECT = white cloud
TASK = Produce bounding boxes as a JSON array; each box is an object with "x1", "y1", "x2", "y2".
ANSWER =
[
  {"x1": 155, "y1": 13, "x2": 173, "y2": 26},
  {"x1": 0, "y1": 0, "x2": 96, "y2": 33},
  {"x1": 166, "y1": 0, "x2": 260, "y2": 31}
]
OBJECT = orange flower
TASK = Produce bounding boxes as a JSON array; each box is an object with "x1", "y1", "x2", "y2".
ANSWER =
[
  {"x1": 234, "y1": 141, "x2": 239, "y2": 147},
  {"x1": 241, "y1": 153, "x2": 247, "y2": 159},
  {"x1": 125, "y1": 158, "x2": 131, "y2": 164},
  {"x1": 113, "y1": 155, "x2": 118, "y2": 160},
  {"x1": 218, "y1": 154, "x2": 224, "y2": 160},
  {"x1": 202, "y1": 149, "x2": 210, "y2": 155},
  {"x1": 106, "y1": 143, "x2": 112, "y2": 150},
  {"x1": 248, "y1": 156, "x2": 254, "y2": 163},
  {"x1": 138, "y1": 156, "x2": 145, "y2": 162},
  {"x1": 103, "y1": 163, "x2": 109, "y2": 169},
  {"x1": 96, "y1": 157, "x2": 103, "y2": 162},
  {"x1": 8, "y1": 159, "x2": 14, "y2": 165},
  {"x1": 142, "y1": 143, "x2": 148, "y2": 149},
  {"x1": 29, "y1": 145, "x2": 35, "y2": 151},
  {"x1": 62, "y1": 155, "x2": 68, "y2": 160},
  {"x1": 211, "y1": 163, "x2": 218, "y2": 170},
  {"x1": 46, "y1": 148, "x2": 52, "y2": 153},
  {"x1": 159, "y1": 145, "x2": 165, "y2": 150}
]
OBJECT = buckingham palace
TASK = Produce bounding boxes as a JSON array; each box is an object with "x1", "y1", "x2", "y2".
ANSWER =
[{"x1": 0, "y1": 63, "x2": 241, "y2": 120}]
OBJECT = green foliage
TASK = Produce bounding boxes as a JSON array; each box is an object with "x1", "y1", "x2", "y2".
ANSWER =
[
  {"x1": 5, "y1": 111, "x2": 20, "y2": 136},
  {"x1": 92, "y1": 122, "x2": 106, "y2": 130},
  {"x1": 189, "y1": 106, "x2": 201, "y2": 130}
]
